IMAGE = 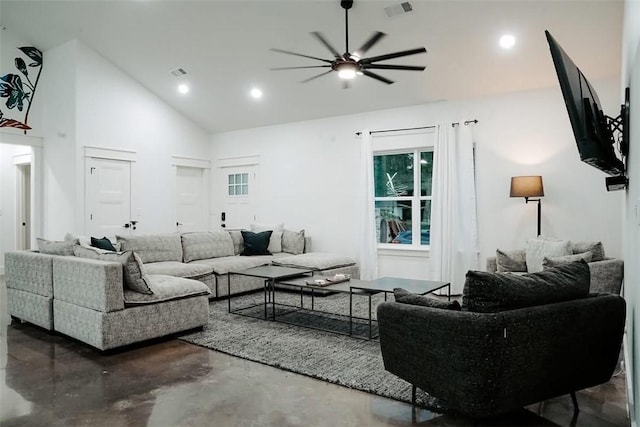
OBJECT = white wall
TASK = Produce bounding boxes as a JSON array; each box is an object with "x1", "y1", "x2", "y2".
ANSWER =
[
  {"x1": 622, "y1": 1, "x2": 640, "y2": 424},
  {"x1": 37, "y1": 40, "x2": 211, "y2": 238},
  {"x1": 40, "y1": 41, "x2": 78, "y2": 238},
  {"x1": 211, "y1": 77, "x2": 623, "y2": 285}
]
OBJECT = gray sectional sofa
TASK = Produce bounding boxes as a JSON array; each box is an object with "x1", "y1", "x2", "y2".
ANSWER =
[
  {"x1": 5, "y1": 229, "x2": 359, "y2": 351},
  {"x1": 117, "y1": 230, "x2": 359, "y2": 297}
]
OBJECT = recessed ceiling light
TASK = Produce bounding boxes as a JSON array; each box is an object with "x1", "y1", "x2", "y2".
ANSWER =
[
  {"x1": 250, "y1": 88, "x2": 263, "y2": 99},
  {"x1": 178, "y1": 83, "x2": 189, "y2": 94},
  {"x1": 499, "y1": 34, "x2": 516, "y2": 49}
]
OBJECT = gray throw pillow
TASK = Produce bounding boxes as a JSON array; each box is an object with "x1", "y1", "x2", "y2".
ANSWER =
[
  {"x1": 496, "y1": 249, "x2": 527, "y2": 272},
  {"x1": 394, "y1": 288, "x2": 461, "y2": 310},
  {"x1": 543, "y1": 251, "x2": 593, "y2": 269},
  {"x1": 282, "y1": 229, "x2": 305, "y2": 255},
  {"x1": 462, "y1": 260, "x2": 590, "y2": 313},
  {"x1": 571, "y1": 241, "x2": 605, "y2": 262},
  {"x1": 73, "y1": 245, "x2": 154, "y2": 294},
  {"x1": 37, "y1": 237, "x2": 77, "y2": 256}
]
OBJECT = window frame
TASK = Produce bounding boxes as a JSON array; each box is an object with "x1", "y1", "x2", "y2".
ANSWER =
[{"x1": 373, "y1": 147, "x2": 433, "y2": 250}]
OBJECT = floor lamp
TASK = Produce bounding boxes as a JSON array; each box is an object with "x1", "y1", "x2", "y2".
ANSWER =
[{"x1": 510, "y1": 176, "x2": 544, "y2": 236}]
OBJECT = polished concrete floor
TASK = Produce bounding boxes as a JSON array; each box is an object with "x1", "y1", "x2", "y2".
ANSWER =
[{"x1": 0, "y1": 280, "x2": 630, "y2": 427}]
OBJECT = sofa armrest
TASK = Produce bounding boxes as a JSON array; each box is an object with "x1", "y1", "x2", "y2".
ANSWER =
[
  {"x1": 588, "y1": 258, "x2": 624, "y2": 294},
  {"x1": 5, "y1": 251, "x2": 54, "y2": 296},
  {"x1": 53, "y1": 257, "x2": 125, "y2": 312},
  {"x1": 486, "y1": 256, "x2": 497, "y2": 272}
]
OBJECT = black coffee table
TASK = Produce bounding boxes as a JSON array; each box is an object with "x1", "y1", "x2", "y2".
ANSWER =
[
  {"x1": 350, "y1": 277, "x2": 450, "y2": 338},
  {"x1": 275, "y1": 276, "x2": 450, "y2": 339},
  {"x1": 227, "y1": 265, "x2": 313, "y2": 319}
]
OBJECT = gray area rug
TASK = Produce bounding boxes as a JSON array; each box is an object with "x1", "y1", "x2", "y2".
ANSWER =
[{"x1": 179, "y1": 290, "x2": 447, "y2": 412}]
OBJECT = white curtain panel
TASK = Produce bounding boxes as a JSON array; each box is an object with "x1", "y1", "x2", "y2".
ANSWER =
[
  {"x1": 429, "y1": 122, "x2": 479, "y2": 294},
  {"x1": 358, "y1": 130, "x2": 379, "y2": 280}
]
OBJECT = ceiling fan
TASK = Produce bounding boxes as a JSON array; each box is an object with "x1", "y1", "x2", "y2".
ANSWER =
[{"x1": 271, "y1": 0, "x2": 427, "y2": 86}]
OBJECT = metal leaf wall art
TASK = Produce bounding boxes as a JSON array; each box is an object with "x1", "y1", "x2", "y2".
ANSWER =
[{"x1": 0, "y1": 46, "x2": 43, "y2": 133}]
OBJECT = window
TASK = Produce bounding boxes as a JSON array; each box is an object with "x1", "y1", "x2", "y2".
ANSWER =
[
  {"x1": 374, "y1": 150, "x2": 433, "y2": 246},
  {"x1": 228, "y1": 173, "x2": 248, "y2": 196}
]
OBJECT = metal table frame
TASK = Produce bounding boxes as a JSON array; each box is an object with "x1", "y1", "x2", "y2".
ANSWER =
[
  {"x1": 227, "y1": 265, "x2": 314, "y2": 319},
  {"x1": 349, "y1": 278, "x2": 451, "y2": 339}
]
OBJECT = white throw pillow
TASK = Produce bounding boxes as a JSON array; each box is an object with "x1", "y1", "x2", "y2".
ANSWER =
[
  {"x1": 525, "y1": 238, "x2": 571, "y2": 273},
  {"x1": 250, "y1": 223, "x2": 284, "y2": 253}
]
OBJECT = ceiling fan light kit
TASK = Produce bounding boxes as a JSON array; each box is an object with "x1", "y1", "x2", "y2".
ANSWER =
[{"x1": 271, "y1": 0, "x2": 427, "y2": 86}]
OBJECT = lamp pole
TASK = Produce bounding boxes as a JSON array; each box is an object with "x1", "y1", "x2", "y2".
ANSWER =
[{"x1": 525, "y1": 197, "x2": 542, "y2": 236}]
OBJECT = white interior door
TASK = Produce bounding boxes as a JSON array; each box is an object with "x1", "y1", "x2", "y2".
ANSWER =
[
  {"x1": 86, "y1": 157, "x2": 132, "y2": 237},
  {"x1": 220, "y1": 166, "x2": 256, "y2": 230},
  {"x1": 175, "y1": 166, "x2": 205, "y2": 232}
]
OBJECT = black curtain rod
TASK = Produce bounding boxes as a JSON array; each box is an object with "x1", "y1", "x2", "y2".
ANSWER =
[{"x1": 355, "y1": 119, "x2": 478, "y2": 136}]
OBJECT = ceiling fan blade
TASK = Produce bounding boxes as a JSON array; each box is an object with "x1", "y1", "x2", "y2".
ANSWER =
[
  {"x1": 362, "y1": 64, "x2": 425, "y2": 71},
  {"x1": 355, "y1": 32, "x2": 386, "y2": 57},
  {"x1": 270, "y1": 48, "x2": 333, "y2": 64},
  {"x1": 311, "y1": 32, "x2": 341, "y2": 58},
  {"x1": 271, "y1": 65, "x2": 332, "y2": 70},
  {"x1": 362, "y1": 70, "x2": 394, "y2": 85},
  {"x1": 300, "y1": 70, "x2": 334, "y2": 83},
  {"x1": 360, "y1": 47, "x2": 427, "y2": 64}
]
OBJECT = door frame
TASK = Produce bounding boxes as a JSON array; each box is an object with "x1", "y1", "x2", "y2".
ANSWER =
[
  {"x1": 84, "y1": 146, "x2": 136, "y2": 235},
  {"x1": 0, "y1": 134, "x2": 42, "y2": 275},
  {"x1": 217, "y1": 155, "x2": 260, "y2": 230},
  {"x1": 14, "y1": 155, "x2": 31, "y2": 250},
  {"x1": 171, "y1": 156, "x2": 211, "y2": 232}
]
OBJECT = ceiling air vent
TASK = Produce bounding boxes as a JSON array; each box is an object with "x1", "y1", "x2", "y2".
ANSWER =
[
  {"x1": 170, "y1": 67, "x2": 188, "y2": 77},
  {"x1": 384, "y1": 2, "x2": 413, "y2": 18}
]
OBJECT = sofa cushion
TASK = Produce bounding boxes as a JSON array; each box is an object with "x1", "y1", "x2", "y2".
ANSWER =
[
  {"x1": 272, "y1": 252, "x2": 356, "y2": 270},
  {"x1": 37, "y1": 237, "x2": 77, "y2": 256},
  {"x1": 73, "y1": 245, "x2": 153, "y2": 294},
  {"x1": 229, "y1": 230, "x2": 245, "y2": 255},
  {"x1": 123, "y1": 275, "x2": 210, "y2": 305},
  {"x1": 571, "y1": 241, "x2": 605, "y2": 262},
  {"x1": 496, "y1": 249, "x2": 527, "y2": 273},
  {"x1": 250, "y1": 223, "x2": 284, "y2": 253},
  {"x1": 525, "y1": 238, "x2": 571, "y2": 273},
  {"x1": 143, "y1": 261, "x2": 214, "y2": 279},
  {"x1": 462, "y1": 260, "x2": 590, "y2": 313},
  {"x1": 117, "y1": 233, "x2": 183, "y2": 263},
  {"x1": 394, "y1": 288, "x2": 461, "y2": 310},
  {"x1": 282, "y1": 229, "x2": 305, "y2": 255},
  {"x1": 241, "y1": 230, "x2": 272, "y2": 256},
  {"x1": 181, "y1": 231, "x2": 234, "y2": 262},
  {"x1": 190, "y1": 255, "x2": 273, "y2": 275},
  {"x1": 543, "y1": 251, "x2": 593, "y2": 269}
]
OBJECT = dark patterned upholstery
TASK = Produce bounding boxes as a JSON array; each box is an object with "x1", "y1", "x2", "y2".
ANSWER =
[
  {"x1": 378, "y1": 293, "x2": 625, "y2": 418},
  {"x1": 463, "y1": 261, "x2": 590, "y2": 313}
]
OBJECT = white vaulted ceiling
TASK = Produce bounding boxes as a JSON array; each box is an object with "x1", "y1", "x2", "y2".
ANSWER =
[{"x1": 0, "y1": 0, "x2": 623, "y2": 133}]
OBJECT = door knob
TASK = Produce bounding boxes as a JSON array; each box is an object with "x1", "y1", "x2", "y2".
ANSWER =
[{"x1": 176, "y1": 222, "x2": 183, "y2": 226}]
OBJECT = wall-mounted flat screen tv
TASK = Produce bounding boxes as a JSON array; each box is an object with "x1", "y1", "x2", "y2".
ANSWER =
[{"x1": 545, "y1": 30, "x2": 625, "y2": 176}]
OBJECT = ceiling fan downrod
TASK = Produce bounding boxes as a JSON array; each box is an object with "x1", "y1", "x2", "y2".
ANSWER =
[{"x1": 342, "y1": 0, "x2": 353, "y2": 54}]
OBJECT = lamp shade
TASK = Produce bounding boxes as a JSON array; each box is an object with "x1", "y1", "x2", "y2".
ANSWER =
[{"x1": 510, "y1": 176, "x2": 544, "y2": 198}]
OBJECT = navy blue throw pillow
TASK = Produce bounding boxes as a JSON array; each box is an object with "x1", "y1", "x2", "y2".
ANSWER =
[
  {"x1": 241, "y1": 230, "x2": 272, "y2": 256},
  {"x1": 91, "y1": 236, "x2": 117, "y2": 252}
]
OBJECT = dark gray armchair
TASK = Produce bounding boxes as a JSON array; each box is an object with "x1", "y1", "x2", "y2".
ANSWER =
[{"x1": 377, "y1": 294, "x2": 625, "y2": 419}]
